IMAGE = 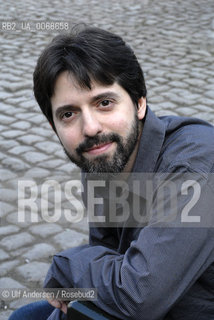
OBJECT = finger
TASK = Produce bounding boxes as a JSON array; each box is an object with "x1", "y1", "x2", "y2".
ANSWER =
[
  {"x1": 47, "y1": 299, "x2": 62, "y2": 309},
  {"x1": 61, "y1": 302, "x2": 68, "y2": 314}
]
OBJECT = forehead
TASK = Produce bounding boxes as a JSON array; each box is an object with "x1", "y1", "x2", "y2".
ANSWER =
[
  {"x1": 53, "y1": 71, "x2": 89, "y2": 94},
  {"x1": 51, "y1": 71, "x2": 128, "y2": 106}
]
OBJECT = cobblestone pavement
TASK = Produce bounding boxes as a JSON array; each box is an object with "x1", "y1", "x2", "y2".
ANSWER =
[{"x1": 0, "y1": 0, "x2": 214, "y2": 318}]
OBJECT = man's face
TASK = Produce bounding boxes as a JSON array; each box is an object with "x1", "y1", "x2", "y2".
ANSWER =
[{"x1": 51, "y1": 71, "x2": 146, "y2": 173}]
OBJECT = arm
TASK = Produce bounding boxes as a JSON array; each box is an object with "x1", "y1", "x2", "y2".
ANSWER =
[{"x1": 44, "y1": 172, "x2": 214, "y2": 319}]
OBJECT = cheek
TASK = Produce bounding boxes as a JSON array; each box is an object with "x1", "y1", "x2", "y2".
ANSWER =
[
  {"x1": 108, "y1": 111, "x2": 134, "y2": 135},
  {"x1": 56, "y1": 128, "x2": 79, "y2": 151},
  {"x1": 113, "y1": 119, "x2": 128, "y2": 132}
]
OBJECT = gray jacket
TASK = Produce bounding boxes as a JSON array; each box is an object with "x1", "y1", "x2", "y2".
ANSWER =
[{"x1": 45, "y1": 107, "x2": 214, "y2": 320}]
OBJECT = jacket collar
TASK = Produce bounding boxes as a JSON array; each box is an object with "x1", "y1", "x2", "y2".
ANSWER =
[{"x1": 132, "y1": 106, "x2": 166, "y2": 173}]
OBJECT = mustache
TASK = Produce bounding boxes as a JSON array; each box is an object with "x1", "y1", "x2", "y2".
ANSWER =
[{"x1": 76, "y1": 133, "x2": 121, "y2": 155}]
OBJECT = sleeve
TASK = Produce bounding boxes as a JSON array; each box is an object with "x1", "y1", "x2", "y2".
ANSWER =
[
  {"x1": 46, "y1": 308, "x2": 64, "y2": 320},
  {"x1": 89, "y1": 226, "x2": 120, "y2": 248},
  {"x1": 44, "y1": 171, "x2": 214, "y2": 320}
]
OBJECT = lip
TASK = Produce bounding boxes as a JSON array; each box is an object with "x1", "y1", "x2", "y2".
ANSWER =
[{"x1": 84, "y1": 142, "x2": 113, "y2": 156}]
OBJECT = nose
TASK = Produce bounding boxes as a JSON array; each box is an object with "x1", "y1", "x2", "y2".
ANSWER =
[{"x1": 81, "y1": 109, "x2": 102, "y2": 137}]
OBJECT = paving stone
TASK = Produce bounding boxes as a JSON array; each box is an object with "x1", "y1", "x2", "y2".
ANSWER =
[
  {"x1": 23, "y1": 243, "x2": 56, "y2": 260},
  {"x1": 24, "y1": 167, "x2": 50, "y2": 179},
  {"x1": 206, "y1": 72, "x2": 214, "y2": 80},
  {"x1": 9, "y1": 145, "x2": 35, "y2": 155},
  {"x1": 15, "y1": 112, "x2": 37, "y2": 120},
  {"x1": 192, "y1": 61, "x2": 209, "y2": 67},
  {"x1": 156, "y1": 110, "x2": 178, "y2": 117},
  {"x1": 0, "y1": 140, "x2": 20, "y2": 149},
  {"x1": 0, "y1": 169, "x2": 17, "y2": 182},
  {"x1": 161, "y1": 92, "x2": 185, "y2": 105},
  {"x1": 10, "y1": 121, "x2": 31, "y2": 130},
  {"x1": 0, "y1": 124, "x2": 8, "y2": 132},
  {"x1": 7, "y1": 82, "x2": 30, "y2": 93},
  {"x1": 0, "y1": 91, "x2": 11, "y2": 100},
  {"x1": 0, "y1": 114, "x2": 14, "y2": 125},
  {"x1": 5, "y1": 97, "x2": 28, "y2": 106},
  {"x1": 148, "y1": 69, "x2": 166, "y2": 77},
  {"x1": 166, "y1": 70, "x2": 184, "y2": 82},
  {"x1": 52, "y1": 229, "x2": 88, "y2": 251},
  {"x1": 198, "y1": 97, "x2": 214, "y2": 106},
  {"x1": 39, "y1": 159, "x2": 66, "y2": 169},
  {"x1": 10, "y1": 247, "x2": 29, "y2": 258},
  {"x1": 0, "y1": 260, "x2": 20, "y2": 277},
  {"x1": 153, "y1": 85, "x2": 170, "y2": 94},
  {"x1": 54, "y1": 148, "x2": 68, "y2": 159},
  {"x1": 184, "y1": 99, "x2": 198, "y2": 106},
  {"x1": 176, "y1": 107, "x2": 195, "y2": 116},
  {"x1": 0, "y1": 309, "x2": 12, "y2": 320},
  {"x1": 28, "y1": 114, "x2": 46, "y2": 124},
  {"x1": 170, "y1": 88, "x2": 191, "y2": 96},
  {"x1": 0, "y1": 188, "x2": 18, "y2": 203},
  {"x1": 0, "y1": 225, "x2": 20, "y2": 236},
  {"x1": 0, "y1": 249, "x2": 10, "y2": 261},
  {"x1": 29, "y1": 223, "x2": 63, "y2": 238},
  {"x1": 0, "y1": 277, "x2": 25, "y2": 288},
  {"x1": 16, "y1": 262, "x2": 50, "y2": 284},
  {"x1": 189, "y1": 71, "x2": 208, "y2": 80},
  {"x1": 1, "y1": 157, "x2": 30, "y2": 171},
  {"x1": 17, "y1": 134, "x2": 44, "y2": 144},
  {"x1": 183, "y1": 93, "x2": 200, "y2": 100},
  {"x1": 58, "y1": 162, "x2": 79, "y2": 173},
  {"x1": 22, "y1": 151, "x2": 50, "y2": 164},
  {"x1": 18, "y1": 100, "x2": 36, "y2": 109},
  {"x1": 0, "y1": 203, "x2": 15, "y2": 218},
  {"x1": 6, "y1": 211, "x2": 43, "y2": 227},
  {"x1": 205, "y1": 90, "x2": 214, "y2": 99},
  {"x1": 9, "y1": 297, "x2": 36, "y2": 310},
  {"x1": 154, "y1": 77, "x2": 167, "y2": 84},
  {"x1": 184, "y1": 78, "x2": 206, "y2": 87},
  {"x1": 196, "y1": 105, "x2": 214, "y2": 113},
  {"x1": 71, "y1": 217, "x2": 89, "y2": 234},
  {"x1": 1, "y1": 130, "x2": 24, "y2": 139},
  {"x1": 169, "y1": 81, "x2": 189, "y2": 88},
  {"x1": 0, "y1": 152, "x2": 7, "y2": 160},
  {"x1": 31, "y1": 127, "x2": 53, "y2": 138},
  {"x1": 1, "y1": 233, "x2": 35, "y2": 251},
  {"x1": 204, "y1": 83, "x2": 214, "y2": 91},
  {"x1": 148, "y1": 96, "x2": 165, "y2": 104},
  {"x1": 196, "y1": 113, "x2": 213, "y2": 122},
  {"x1": 34, "y1": 141, "x2": 61, "y2": 154},
  {"x1": 156, "y1": 101, "x2": 177, "y2": 110},
  {"x1": 1, "y1": 73, "x2": 21, "y2": 82}
]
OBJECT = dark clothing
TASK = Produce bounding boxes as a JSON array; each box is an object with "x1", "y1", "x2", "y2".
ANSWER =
[
  {"x1": 8, "y1": 300, "x2": 55, "y2": 320},
  {"x1": 45, "y1": 107, "x2": 214, "y2": 320}
]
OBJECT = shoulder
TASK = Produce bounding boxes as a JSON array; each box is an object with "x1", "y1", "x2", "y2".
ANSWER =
[{"x1": 157, "y1": 115, "x2": 214, "y2": 173}]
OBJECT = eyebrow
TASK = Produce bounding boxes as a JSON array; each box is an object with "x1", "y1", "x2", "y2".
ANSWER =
[
  {"x1": 89, "y1": 92, "x2": 120, "y2": 104},
  {"x1": 54, "y1": 91, "x2": 121, "y2": 118}
]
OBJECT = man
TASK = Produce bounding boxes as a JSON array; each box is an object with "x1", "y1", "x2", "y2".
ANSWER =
[{"x1": 10, "y1": 26, "x2": 214, "y2": 320}]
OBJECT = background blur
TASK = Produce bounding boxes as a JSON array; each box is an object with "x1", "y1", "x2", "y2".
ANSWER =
[{"x1": 0, "y1": 0, "x2": 214, "y2": 318}]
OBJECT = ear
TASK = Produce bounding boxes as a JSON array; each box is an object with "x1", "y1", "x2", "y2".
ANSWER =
[{"x1": 137, "y1": 97, "x2": 147, "y2": 120}]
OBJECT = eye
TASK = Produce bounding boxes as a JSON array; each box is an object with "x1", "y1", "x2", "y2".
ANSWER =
[
  {"x1": 61, "y1": 111, "x2": 77, "y2": 120},
  {"x1": 63, "y1": 112, "x2": 73, "y2": 118},
  {"x1": 101, "y1": 100, "x2": 110, "y2": 106},
  {"x1": 99, "y1": 100, "x2": 113, "y2": 108}
]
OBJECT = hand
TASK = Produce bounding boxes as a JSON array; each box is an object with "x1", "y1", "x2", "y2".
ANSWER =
[{"x1": 47, "y1": 298, "x2": 68, "y2": 314}]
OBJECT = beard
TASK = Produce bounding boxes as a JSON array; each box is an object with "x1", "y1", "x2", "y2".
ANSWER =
[{"x1": 63, "y1": 114, "x2": 140, "y2": 174}]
